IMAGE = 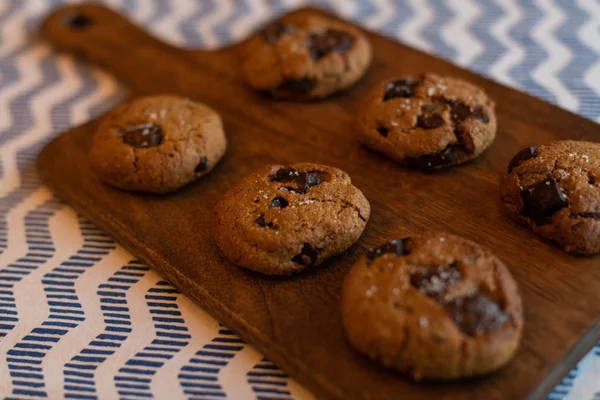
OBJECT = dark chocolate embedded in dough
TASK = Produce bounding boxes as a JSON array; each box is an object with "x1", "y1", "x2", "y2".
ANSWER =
[
  {"x1": 306, "y1": 29, "x2": 354, "y2": 61},
  {"x1": 521, "y1": 178, "x2": 568, "y2": 225},
  {"x1": 121, "y1": 124, "x2": 163, "y2": 148}
]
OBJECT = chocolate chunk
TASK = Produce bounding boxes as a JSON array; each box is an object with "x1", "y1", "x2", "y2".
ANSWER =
[
  {"x1": 404, "y1": 144, "x2": 462, "y2": 170},
  {"x1": 306, "y1": 29, "x2": 354, "y2": 61},
  {"x1": 261, "y1": 22, "x2": 294, "y2": 45},
  {"x1": 272, "y1": 168, "x2": 298, "y2": 182},
  {"x1": 305, "y1": 172, "x2": 320, "y2": 188},
  {"x1": 256, "y1": 214, "x2": 266, "y2": 226},
  {"x1": 450, "y1": 103, "x2": 471, "y2": 122},
  {"x1": 409, "y1": 264, "x2": 508, "y2": 335},
  {"x1": 416, "y1": 113, "x2": 444, "y2": 130},
  {"x1": 121, "y1": 124, "x2": 163, "y2": 148},
  {"x1": 443, "y1": 291, "x2": 508, "y2": 335},
  {"x1": 269, "y1": 197, "x2": 288, "y2": 209},
  {"x1": 409, "y1": 263, "x2": 463, "y2": 297},
  {"x1": 507, "y1": 146, "x2": 537, "y2": 173},
  {"x1": 255, "y1": 214, "x2": 278, "y2": 230},
  {"x1": 277, "y1": 77, "x2": 315, "y2": 94},
  {"x1": 63, "y1": 12, "x2": 92, "y2": 30},
  {"x1": 194, "y1": 156, "x2": 208, "y2": 173},
  {"x1": 292, "y1": 243, "x2": 319, "y2": 267},
  {"x1": 450, "y1": 102, "x2": 489, "y2": 124},
  {"x1": 271, "y1": 168, "x2": 321, "y2": 194},
  {"x1": 367, "y1": 238, "x2": 411, "y2": 264},
  {"x1": 376, "y1": 126, "x2": 389, "y2": 138},
  {"x1": 521, "y1": 178, "x2": 569, "y2": 225},
  {"x1": 383, "y1": 79, "x2": 418, "y2": 101},
  {"x1": 470, "y1": 106, "x2": 489, "y2": 123}
]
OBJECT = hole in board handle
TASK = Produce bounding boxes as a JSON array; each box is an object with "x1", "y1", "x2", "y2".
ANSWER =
[{"x1": 62, "y1": 12, "x2": 92, "y2": 30}]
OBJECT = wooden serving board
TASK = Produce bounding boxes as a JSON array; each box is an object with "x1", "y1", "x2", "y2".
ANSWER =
[{"x1": 37, "y1": 4, "x2": 600, "y2": 400}]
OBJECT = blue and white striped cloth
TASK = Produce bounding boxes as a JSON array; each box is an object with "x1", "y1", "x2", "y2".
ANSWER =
[{"x1": 0, "y1": 1, "x2": 599, "y2": 399}]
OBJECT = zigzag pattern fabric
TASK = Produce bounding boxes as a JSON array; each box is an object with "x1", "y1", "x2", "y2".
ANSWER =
[{"x1": 0, "y1": 1, "x2": 599, "y2": 399}]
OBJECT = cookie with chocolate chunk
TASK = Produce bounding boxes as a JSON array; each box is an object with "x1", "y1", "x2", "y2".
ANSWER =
[
  {"x1": 356, "y1": 74, "x2": 496, "y2": 169},
  {"x1": 500, "y1": 140, "x2": 600, "y2": 255},
  {"x1": 212, "y1": 163, "x2": 370, "y2": 275},
  {"x1": 241, "y1": 12, "x2": 371, "y2": 99},
  {"x1": 89, "y1": 95, "x2": 226, "y2": 193},
  {"x1": 342, "y1": 232, "x2": 523, "y2": 380}
]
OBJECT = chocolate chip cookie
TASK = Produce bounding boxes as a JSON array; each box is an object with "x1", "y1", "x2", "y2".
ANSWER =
[
  {"x1": 212, "y1": 163, "x2": 370, "y2": 275},
  {"x1": 500, "y1": 140, "x2": 600, "y2": 255},
  {"x1": 241, "y1": 12, "x2": 371, "y2": 99},
  {"x1": 356, "y1": 74, "x2": 497, "y2": 169},
  {"x1": 89, "y1": 95, "x2": 227, "y2": 193},
  {"x1": 342, "y1": 232, "x2": 523, "y2": 380}
]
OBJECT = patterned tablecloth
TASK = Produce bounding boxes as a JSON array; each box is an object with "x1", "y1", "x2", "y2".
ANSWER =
[{"x1": 1, "y1": 0, "x2": 600, "y2": 399}]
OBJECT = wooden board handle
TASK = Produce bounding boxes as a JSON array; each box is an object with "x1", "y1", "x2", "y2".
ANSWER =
[{"x1": 40, "y1": 3, "x2": 193, "y2": 93}]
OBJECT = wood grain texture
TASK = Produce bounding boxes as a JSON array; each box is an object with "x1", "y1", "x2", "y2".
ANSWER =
[{"x1": 38, "y1": 4, "x2": 600, "y2": 400}]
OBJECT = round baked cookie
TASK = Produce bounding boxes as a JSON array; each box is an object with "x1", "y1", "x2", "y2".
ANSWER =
[
  {"x1": 356, "y1": 74, "x2": 497, "y2": 170},
  {"x1": 241, "y1": 12, "x2": 372, "y2": 99},
  {"x1": 212, "y1": 163, "x2": 370, "y2": 275},
  {"x1": 500, "y1": 140, "x2": 600, "y2": 255},
  {"x1": 342, "y1": 232, "x2": 523, "y2": 380},
  {"x1": 89, "y1": 95, "x2": 226, "y2": 194}
]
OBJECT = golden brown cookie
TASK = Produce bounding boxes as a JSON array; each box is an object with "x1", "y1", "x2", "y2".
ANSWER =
[
  {"x1": 342, "y1": 232, "x2": 523, "y2": 380},
  {"x1": 212, "y1": 163, "x2": 370, "y2": 275},
  {"x1": 89, "y1": 95, "x2": 226, "y2": 194},
  {"x1": 356, "y1": 74, "x2": 496, "y2": 169},
  {"x1": 241, "y1": 13, "x2": 372, "y2": 99},
  {"x1": 500, "y1": 140, "x2": 600, "y2": 255}
]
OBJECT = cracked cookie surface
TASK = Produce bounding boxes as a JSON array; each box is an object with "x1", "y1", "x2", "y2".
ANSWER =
[
  {"x1": 89, "y1": 95, "x2": 227, "y2": 193},
  {"x1": 342, "y1": 232, "x2": 523, "y2": 380},
  {"x1": 241, "y1": 12, "x2": 371, "y2": 99},
  {"x1": 356, "y1": 74, "x2": 496, "y2": 169},
  {"x1": 500, "y1": 140, "x2": 600, "y2": 255},
  {"x1": 212, "y1": 163, "x2": 370, "y2": 275}
]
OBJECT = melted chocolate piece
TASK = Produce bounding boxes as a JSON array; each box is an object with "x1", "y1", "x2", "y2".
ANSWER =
[
  {"x1": 383, "y1": 79, "x2": 418, "y2": 101},
  {"x1": 121, "y1": 124, "x2": 163, "y2": 148},
  {"x1": 277, "y1": 77, "x2": 315, "y2": 94},
  {"x1": 521, "y1": 178, "x2": 569, "y2": 225},
  {"x1": 450, "y1": 102, "x2": 472, "y2": 122},
  {"x1": 292, "y1": 243, "x2": 319, "y2": 267},
  {"x1": 194, "y1": 156, "x2": 208, "y2": 173},
  {"x1": 272, "y1": 168, "x2": 299, "y2": 182},
  {"x1": 404, "y1": 144, "x2": 462, "y2": 170},
  {"x1": 416, "y1": 113, "x2": 445, "y2": 130},
  {"x1": 377, "y1": 126, "x2": 389, "y2": 138},
  {"x1": 255, "y1": 214, "x2": 278, "y2": 230},
  {"x1": 366, "y1": 238, "x2": 411, "y2": 264},
  {"x1": 450, "y1": 102, "x2": 489, "y2": 124},
  {"x1": 271, "y1": 168, "x2": 321, "y2": 194},
  {"x1": 261, "y1": 22, "x2": 294, "y2": 45},
  {"x1": 507, "y1": 146, "x2": 538, "y2": 173},
  {"x1": 443, "y1": 291, "x2": 509, "y2": 335},
  {"x1": 409, "y1": 263, "x2": 463, "y2": 297},
  {"x1": 306, "y1": 29, "x2": 354, "y2": 61},
  {"x1": 269, "y1": 197, "x2": 288, "y2": 209},
  {"x1": 409, "y1": 264, "x2": 508, "y2": 335}
]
